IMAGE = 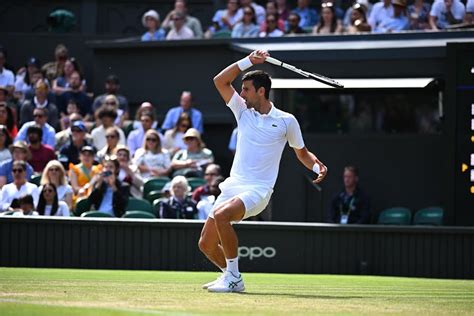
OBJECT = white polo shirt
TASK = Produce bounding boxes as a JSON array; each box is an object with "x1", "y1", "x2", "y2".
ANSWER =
[
  {"x1": 227, "y1": 92, "x2": 304, "y2": 190},
  {"x1": 0, "y1": 67, "x2": 15, "y2": 87}
]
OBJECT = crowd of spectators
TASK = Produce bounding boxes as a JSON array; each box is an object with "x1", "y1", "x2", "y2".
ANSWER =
[
  {"x1": 139, "y1": 0, "x2": 473, "y2": 41},
  {"x1": 0, "y1": 44, "x2": 225, "y2": 219}
]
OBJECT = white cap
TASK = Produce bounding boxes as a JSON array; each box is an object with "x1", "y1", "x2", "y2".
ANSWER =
[{"x1": 142, "y1": 10, "x2": 160, "y2": 27}]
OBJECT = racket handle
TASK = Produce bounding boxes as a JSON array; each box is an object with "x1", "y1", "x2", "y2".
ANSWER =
[{"x1": 265, "y1": 56, "x2": 283, "y2": 66}]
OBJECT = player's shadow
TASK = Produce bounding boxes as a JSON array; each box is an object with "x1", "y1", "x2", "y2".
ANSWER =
[{"x1": 240, "y1": 292, "x2": 364, "y2": 299}]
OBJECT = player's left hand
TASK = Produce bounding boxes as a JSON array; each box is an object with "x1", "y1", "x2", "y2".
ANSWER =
[{"x1": 313, "y1": 164, "x2": 327, "y2": 184}]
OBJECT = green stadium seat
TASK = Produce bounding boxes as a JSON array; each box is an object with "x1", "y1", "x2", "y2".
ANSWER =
[
  {"x1": 377, "y1": 207, "x2": 412, "y2": 225},
  {"x1": 145, "y1": 190, "x2": 163, "y2": 204},
  {"x1": 212, "y1": 30, "x2": 232, "y2": 38},
  {"x1": 81, "y1": 211, "x2": 113, "y2": 218},
  {"x1": 29, "y1": 174, "x2": 42, "y2": 186},
  {"x1": 187, "y1": 177, "x2": 206, "y2": 191},
  {"x1": 122, "y1": 211, "x2": 156, "y2": 219},
  {"x1": 74, "y1": 198, "x2": 92, "y2": 216},
  {"x1": 413, "y1": 207, "x2": 444, "y2": 226},
  {"x1": 153, "y1": 197, "x2": 167, "y2": 214},
  {"x1": 127, "y1": 198, "x2": 153, "y2": 213},
  {"x1": 143, "y1": 177, "x2": 170, "y2": 199}
]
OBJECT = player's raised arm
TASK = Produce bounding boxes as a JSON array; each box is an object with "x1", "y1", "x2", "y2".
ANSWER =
[
  {"x1": 294, "y1": 147, "x2": 328, "y2": 184},
  {"x1": 213, "y1": 50, "x2": 269, "y2": 104}
]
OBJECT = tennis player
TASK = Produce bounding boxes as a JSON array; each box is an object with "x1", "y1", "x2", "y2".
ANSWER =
[{"x1": 198, "y1": 50, "x2": 328, "y2": 293}]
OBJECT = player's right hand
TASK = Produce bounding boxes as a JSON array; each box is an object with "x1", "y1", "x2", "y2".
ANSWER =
[{"x1": 249, "y1": 50, "x2": 269, "y2": 65}]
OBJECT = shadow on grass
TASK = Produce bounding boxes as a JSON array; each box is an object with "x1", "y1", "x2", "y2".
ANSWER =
[{"x1": 239, "y1": 292, "x2": 365, "y2": 300}]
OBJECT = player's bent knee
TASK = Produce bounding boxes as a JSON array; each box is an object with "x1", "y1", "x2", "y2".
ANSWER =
[{"x1": 198, "y1": 235, "x2": 218, "y2": 254}]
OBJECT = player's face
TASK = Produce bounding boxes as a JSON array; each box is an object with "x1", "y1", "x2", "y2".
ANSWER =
[{"x1": 240, "y1": 80, "x2": 259, "y2": 108}]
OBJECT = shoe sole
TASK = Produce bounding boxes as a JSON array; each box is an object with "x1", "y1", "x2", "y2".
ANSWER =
[{"x1": 208, "y1": 286, "x2": 245, "y2": 293}]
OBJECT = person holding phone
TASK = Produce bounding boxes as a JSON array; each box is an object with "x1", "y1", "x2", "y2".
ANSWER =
[{"x1": 87, "y1": 155, "x2": 130, "y2": 217}]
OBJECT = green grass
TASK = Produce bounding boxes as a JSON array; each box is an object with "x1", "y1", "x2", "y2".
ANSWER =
[{"x1": 0, "y1": 268, "x2": 473, "y2": 315}]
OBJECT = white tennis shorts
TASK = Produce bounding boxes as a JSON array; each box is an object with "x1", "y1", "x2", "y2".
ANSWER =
[{"x1": 209, "y1": 177, "x2": 272, "y2": 221}]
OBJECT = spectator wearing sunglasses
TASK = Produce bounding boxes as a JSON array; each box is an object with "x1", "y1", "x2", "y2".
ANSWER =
[
  {"x1": 163, "y1": 112, "x2": 192, "y2": 156},
  {"x1": 231, "y1": 5, "x2": 260, "y2": 38},
  {"x1": 90, "y1": 105, "x2": 126, "y2": 150},
  {"x1": 313, "y1": 1, "x2": 343, "y2": 34},
  {"x1": 128, "y1": 111, "x2": 163, "y2": 157},
  {"x1": 40, "y1": 160, "x2": 73, "y2": 209},
  {"x1": 0, "y1": 141, "x2": 34, "y2": 188},
  {"x1": 166, "y1": 12, "x2": 195, "y2": 40},
  {"x1": 259, "y1": 13, "x2": 284, "y2": 37},
  {"x1": 97, "y1": 126, "x2": 121, "y2": 162},
  {"x1": 133, "y1": 129, "x2": 171, "y2": 181},
  {"x1": 16, "y1": 107, "x2": 56, "y2": 148},
  {"x1": 0, "y1": 160, "x2": 39, "y2": 212}
]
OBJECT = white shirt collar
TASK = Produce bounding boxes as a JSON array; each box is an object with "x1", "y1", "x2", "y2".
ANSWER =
[{"x1": 34, "y1": 96, "x2": 48, "y2": 108}]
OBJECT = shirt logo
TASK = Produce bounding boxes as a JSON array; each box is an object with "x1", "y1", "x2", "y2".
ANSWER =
[{"x1": 272, "y1": 124, "x2": 277, "y2": 127}]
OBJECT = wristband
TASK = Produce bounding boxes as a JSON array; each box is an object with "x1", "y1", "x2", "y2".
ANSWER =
[
  {"x1": 237, "y1": 57, "x2": 253, "y2": 71},
  {"x1": 312, "y1": 163, "x2": 321, "y2": 174}
]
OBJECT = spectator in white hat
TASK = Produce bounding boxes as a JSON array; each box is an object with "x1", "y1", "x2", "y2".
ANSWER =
[{"x1": 141, "y1": 9, "x2": 166, "y2": 41}]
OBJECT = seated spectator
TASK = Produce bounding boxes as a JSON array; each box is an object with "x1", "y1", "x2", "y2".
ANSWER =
[
  {"x1": 57, "y1": 106, "x2": 83, "y2": 149},
  {"x1": 12, "y1": 195, "x2": 38, "y2": 216},
  {"x1": 0, "y1": 100, "x2": 17, "y2": 138},
  {"x1": 141, "y1": 9, "x2": 166, "y2": 41},
  {"x1": 326, "y1": 166, "x2": 370, "y2": 224},
  {"x1": 375, "y1": 0, "x2": 409, "y2": 33},
  {"x1": 92, "y1": 75, "x2": 129, "y2": 115},
  {"x1": 322, "y1": 0, "x2": 345, "y2": 20},
  {"x1": 26, "y1": 125, "x2": 56, "y2": 173},
  {"x1": 277, "y1": 0, "x2": 291, "y2": 20},
  {"x1": 197, "y1": 176, "x2": 225, "y2": 220},
  {"x1": 235, "y1": 0, "x2": 266, "y2": 24},
  {"x1": 14, "y1": 57, "x2": 41, "y2": 101},
  {"x1": 0, "y1": 141, "x2": 34, "y2": 188},
  {"x1": 41, "y1": 44, "x2": 68, "y2": 83},
  {"x1": 408, "y1": 0, "x2": 431, "y2": 30},
  {"x1": 87, "y1": 155, "x2": 129, "y2": 217},
  {"x1": 346, "y1": 3, "x2": 372, "y2": 33},
  {"x1": 133, "y1": 129, "x2": 171, "y2": 181},
  {"x1": 95, "y1": 94, "x2": 125, "y2": 127},
  {"x1": 205, "y1": 0, "x2": 240, "y2": 38},
  {"x1": 429, "y1": 0, "x2": 465, "y2": 30},
  {"x1": 132, "y1": 102, "x2": 159, "y2": 130},
  {"x1": 192, "y1": 163, "x2": 222, "y2": 203},
  {"x1": 97, "y1": 126, "x2": 121, "y2": 162},
  {"x1": 52, "y1": 58, "x2": 86, "y2": 95},
  {"x1": 128, "y1": 111, "x2": 161, "y2": 157},
  {"x1": 465, "y1": 0, "x2": 473, "y2": 23},
  {"x1": 259, "y1": 13, "x2": 285, "y2": 37},
  {"x1": 16, "y1": 107, "x2": 56, "y2": 148},
  {"x1": 69, "y1": 146, "x2": 102, "y2": 202},
  {"x1": 0, "y1": 125, "x2": 12, "y2": 161},
  {"x1": 23, "y1": 69, "x2": 56, "y2": 104},
  {"x1": 57, "y1": 71, "x2": 92, "y2": 117},
  {"x1": 91, "y1": 105, "x2": 126, "y2": 150},
  {"x1": 36, "y1": 183, "x2": 70, "y2": 216},
  {"x1": 228, "y1": 127, "x2": 238, "y2": 155},
  {"x1": 171, "y1": 128, "x2": 214, "y2": 178},
  {"x1": 166, "y1": 12, "x2": 195, "y2": 40},
  {"x1": 285, "y1": 13, "x2": 306, "y2": 35},
  {"x1": 259, "y1": 1, "x2": 286, "y2": 32},
  {"x1": 313, "y1": 2, "x2": 343, "y2": 34},
  {"x1": 20, "y1": 79, "x2": 59, "y2": 130},
  {"x1": 292, "y1": 0, "x2": 319, "y2": 29},
  {"x1": 58, "y1": 120, "x2": 95, "y2": 170},
  {"x1": 116, "y1": 145, "x2": 143, "y2": 188},
  {"x1": 368, "y1": 0, "x2": 393, "y2": 30},
  {"x1": 158, "y1": 175, "x2": 197, "y2": 219},
  {"x1": 0, "y1": 160, "x2": 39, "y2": 212},
  {"x1": 163, "y1": 112, "x2": 191, "y2": 156},
  {"x1": 161, "y1": 91, "x2": 203, "y2": 134},
  {"x1": 162, "y1": 0, "x2": 203, "y2": 38},
  {"x1": 40, "y1": 160, "x2": 73, "y2": 209},
  {"x1": 343, "y1": 0, "x2": 372, "y2": 27},
  {"x1": 0, "y1": 50, "x2": 15, "y2": 94},
  {"x1": 232, "y1": 6, "x2": 260, "y2": 38}
]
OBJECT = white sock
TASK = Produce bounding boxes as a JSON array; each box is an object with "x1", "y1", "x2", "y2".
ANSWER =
[{"x1": 226, "y1": 257, "x2": 239, "y2": 275}]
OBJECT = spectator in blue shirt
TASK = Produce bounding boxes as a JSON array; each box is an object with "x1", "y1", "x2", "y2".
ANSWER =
[
  {"x1": 161, "y1": 91, "x2": 204, "y2": 134},
  {"x1": 292, "y1": 0, "x2": 319, "y2": 28},
  {"x1": 141, "y1": 10, "x2": 166, "y2": 41},
  {"x1": 375, "y1": 0, "x2": 409, "y2": 33},
  {"x1": 16, "y1": 107, "x2": 56, "y2": 148},
  {"x1": 0, "y1": 141, "x2": 34, "y2": 188}
]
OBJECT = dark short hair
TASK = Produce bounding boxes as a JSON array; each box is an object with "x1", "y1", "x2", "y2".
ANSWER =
[
  {"x1": 27, "y1": 124, "x2": 43, "y2": 138},
  {"x1": 13, "y1": 160, "x2": 27, "y2": 171},
  {"x1": 18, "y1": 194, "x2": 34, "y2": 206},
  {"x1": 242, "y1": 70, "x2": 272, "y2": 99},
  {"x1": 106, "y1": 74, "x2": 119, "y2": 84},
  {"x1": 97, "y1": 105, "x2": 118, "y2": 120},
  {"x1": 33, "y1": 107, "x2": 48, "y2": 117},
  {"x1": 344, "y1": 165, "x2": 359, "y2": 177}
]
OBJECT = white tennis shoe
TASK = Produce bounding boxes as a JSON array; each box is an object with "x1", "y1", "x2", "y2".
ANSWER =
[
  {"x1": 207, "y1": 271, "x2": 245, "y2": 293},
  {"x1": 202, "y1": 273, "x2": 225, "y2": 290}
]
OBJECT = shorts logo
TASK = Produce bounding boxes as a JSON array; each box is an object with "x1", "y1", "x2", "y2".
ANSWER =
[{"x1": 238, "y1": 246, "x2": 276, "y2": 260}]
